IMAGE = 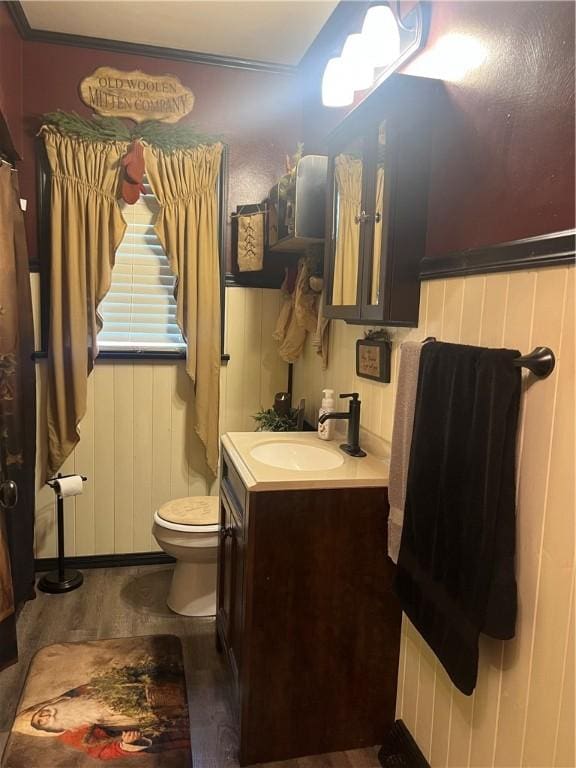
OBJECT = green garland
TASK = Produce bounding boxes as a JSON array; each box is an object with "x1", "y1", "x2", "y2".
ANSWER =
[{"x1": 41, "y1": 110, "x2": 222, "y2": 152}]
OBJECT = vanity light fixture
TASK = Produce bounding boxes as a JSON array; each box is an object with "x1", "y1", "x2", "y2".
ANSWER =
[
  {"x1": 321, "y1": 1, "x2": 427, "y2": 108},
  {"x1": 362, "y1": 4, "x2": 401, "y2": 68},
  {"x1": 321, "y1": 56, "x2": 355, "y2": 108},
  {"x1": 414, "y1": 33, "x2": 489, "y2": 82},
  {"x1": 341, "y1": 33, "x2": 375, "y2": 91}
]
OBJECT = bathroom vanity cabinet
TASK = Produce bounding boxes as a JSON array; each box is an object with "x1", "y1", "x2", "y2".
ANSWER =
[
  {"x1": 324, "y1": 73, "x2": 438, "y2": 327},
  {"x1": 216, "y1": 438, "x2": 401, "y2": 766}
]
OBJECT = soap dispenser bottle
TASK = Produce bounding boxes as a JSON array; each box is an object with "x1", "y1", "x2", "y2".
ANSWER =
[{"x1": 318, "y1": 389, "x2": 335, "y2": 440}]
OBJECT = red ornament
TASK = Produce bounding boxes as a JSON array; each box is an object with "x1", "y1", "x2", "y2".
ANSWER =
[{"x1": 121, "y1": 140, "x2": 146, "y2": 204}]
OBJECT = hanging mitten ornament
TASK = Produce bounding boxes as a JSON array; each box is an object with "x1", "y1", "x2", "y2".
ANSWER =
[{"x1": 121, "y1": 140, "x2": 146, "y2": 204}]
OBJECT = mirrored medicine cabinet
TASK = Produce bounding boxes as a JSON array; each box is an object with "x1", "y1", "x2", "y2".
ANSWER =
[{"x1": 324, "y1": 73, "x2": 438, "y2": 327}]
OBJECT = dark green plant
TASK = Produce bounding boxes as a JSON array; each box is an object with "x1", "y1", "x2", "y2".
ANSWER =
[
  {"x1": 364, "y1": 328, "x2": 391, "y2": 342},
  {"x1": 253, "y1": 408, "x2": 298, "y2": 432},
  {"x1": 41, "y1": 110, "x2": 222, "y2": 152}
]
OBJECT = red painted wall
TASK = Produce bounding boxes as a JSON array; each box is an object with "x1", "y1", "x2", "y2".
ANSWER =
[
  {"x1": 19, "y1": 41, "x2": 301, "y2": 263},
  {"x1": 0, "y1": 3, "x2": 23, "y2": 156},
  {"x1": 300, "y1": 0, "x2": 575, "y2": 257},
  {"x1": 10, "y1": 2, "x2": 575, "y2": 262}
]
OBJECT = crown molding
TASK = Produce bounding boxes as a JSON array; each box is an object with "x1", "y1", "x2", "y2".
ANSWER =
[
  {"x1": 6, "y1": 1, "x2": 296, "y2": 75},
  {"x1": 5, "y1": 1, "x2": 30, "y2": 38}
]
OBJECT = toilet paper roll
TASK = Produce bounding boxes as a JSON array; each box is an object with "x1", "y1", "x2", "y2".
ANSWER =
[{"x1": 53, "y1": 475, "x2": 84, "y2": 497}]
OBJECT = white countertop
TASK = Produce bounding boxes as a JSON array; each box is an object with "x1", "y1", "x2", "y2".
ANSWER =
[{"x1": 221, "y1": 431, "x2": 390, "y2": 492}]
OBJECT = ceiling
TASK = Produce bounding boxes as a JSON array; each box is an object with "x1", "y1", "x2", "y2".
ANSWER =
[{"x1": 20, "y1": 1, "x2": 339, "y2": 67}]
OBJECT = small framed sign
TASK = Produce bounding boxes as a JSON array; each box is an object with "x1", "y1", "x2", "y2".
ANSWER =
[{"x1": 356, "y1": 338, "x2": 391, "y2": 383}]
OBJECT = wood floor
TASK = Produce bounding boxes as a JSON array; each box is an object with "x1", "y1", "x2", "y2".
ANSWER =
[{"x1": 0, "y1": 565, "x2": 382, "y2": 768}]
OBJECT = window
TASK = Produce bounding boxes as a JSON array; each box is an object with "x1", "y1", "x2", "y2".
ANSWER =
[
  {"x1": 35, "y1": 142, "x2": 227, "y2": 360},
  {"x1": 97, "y1": 179, "x2": 186, "y2": 353}
]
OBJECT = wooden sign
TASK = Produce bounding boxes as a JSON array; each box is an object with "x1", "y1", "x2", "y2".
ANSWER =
[{"x1": 79, "y1": 67, "x2": 194, "y2": 123}]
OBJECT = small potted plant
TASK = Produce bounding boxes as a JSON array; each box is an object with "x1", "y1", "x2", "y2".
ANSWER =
[
  {"x1": 252, "y1": 392, "x2": 304, "y2": 432},
  {"x1": 252, "y1": 407, "x2": 299, "y2": 432}
]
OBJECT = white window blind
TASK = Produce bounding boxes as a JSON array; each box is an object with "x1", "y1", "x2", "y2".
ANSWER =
[{"x1": 98, "y1": 179, "x2": 186, "y2": 352}]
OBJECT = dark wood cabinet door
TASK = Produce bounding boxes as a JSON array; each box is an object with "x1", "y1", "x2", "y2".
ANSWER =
[
  {"x1": 217, "y1": 488, "x2": 245, "y2": 689},
  {"x1": 217, "y1": 492, "x2": 234, "y2": 648},
  {"x1": 229, "y1": 500, "x2": 245, "y2": 680},
  {"x1": 238, "y1": 485, "x2": 401, "y2": 766}
]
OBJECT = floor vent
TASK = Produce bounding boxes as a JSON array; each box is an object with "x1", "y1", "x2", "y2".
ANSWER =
[{"x1": 378, "y1": 720, "x2": 430, "y2": 768}]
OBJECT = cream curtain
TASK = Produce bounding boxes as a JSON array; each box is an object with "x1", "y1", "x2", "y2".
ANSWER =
[
  {"x1": 144, "y1": 142, "x2": 223, "y2": 475},
  {"x1": 273, "y1": 258, "x2": 312, "y2": 364},
  {"x1": 332, "y1": 154, "x2": 362, "y2": 306},
  {"x1": 371, "y1": 166, "x2": 385, "y2": 305},
  {"x1": 42, "y1": 129, "x2": 127, "y2": 475}
]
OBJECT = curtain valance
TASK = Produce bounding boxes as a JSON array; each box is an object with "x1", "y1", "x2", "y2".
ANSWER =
[{"x1": 42, "y1": 127, "x2": 223, "y2": 477}]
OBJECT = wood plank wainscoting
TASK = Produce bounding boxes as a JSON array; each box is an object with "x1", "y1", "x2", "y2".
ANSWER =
[
  {"x1": 30, "y1": 283, "x2": 287, "y2": 559},
  {"x1": 293, "y1": 264, "x2": 575, "y2": 768}
]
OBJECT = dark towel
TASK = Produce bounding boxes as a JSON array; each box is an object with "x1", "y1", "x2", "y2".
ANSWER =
[{"x1": 394, "y1": 342, "x2": 521, "y2": 695}]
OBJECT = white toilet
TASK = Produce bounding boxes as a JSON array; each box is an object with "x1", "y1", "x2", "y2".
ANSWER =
[{"x1": 152, "y1": 496, "x2": 220, "y2": 617}]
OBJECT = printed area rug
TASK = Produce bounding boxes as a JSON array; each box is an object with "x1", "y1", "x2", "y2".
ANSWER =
[{"x1": 2, "y1": 635, "x2": 192, "y2": 767}]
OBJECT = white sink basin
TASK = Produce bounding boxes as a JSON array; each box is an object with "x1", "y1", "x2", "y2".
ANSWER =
[{"x1": 250, "y1": 441, "x2": 344, "y2": 471}]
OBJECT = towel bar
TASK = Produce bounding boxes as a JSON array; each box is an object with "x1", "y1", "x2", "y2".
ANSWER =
[
  {"x1": 423, "y1": 338, "x2": 555, "y2": 379},
  {"x1": 513, "y1": 346, "x2": 555, "y2": 378}
]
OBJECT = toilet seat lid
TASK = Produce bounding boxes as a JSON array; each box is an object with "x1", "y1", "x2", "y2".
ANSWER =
[{"x1": 157, "y1": 496, "x2": 219, "y2": 527}]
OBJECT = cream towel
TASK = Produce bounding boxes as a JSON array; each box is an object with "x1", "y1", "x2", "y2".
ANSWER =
[
  {"x1": 273, "y1": 293, "x2": 292, "y2": 342},
  {"x1": 274, "y1": 259, "x2": 315, "y2": 364},
  {"x1": 388, "y1": 341, "x2": 424, "y2": 563},
  {"x1": 274, "y1": 259, "x2": 329, "y2": 366},
  {"x1": 293, "y1": 258, "x2": 318, "y2": 334},
  {"x1": 237, "y1": 211, "x2": 264, "y2": 272},
  {"x1": 311, "y1": 290, "x2": 330, "y2": 370}
]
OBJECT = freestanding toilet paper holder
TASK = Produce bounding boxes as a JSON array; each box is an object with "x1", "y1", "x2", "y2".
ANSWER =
[{"x1": 38, "y1": 472, "x2": 87, "y2": 594}]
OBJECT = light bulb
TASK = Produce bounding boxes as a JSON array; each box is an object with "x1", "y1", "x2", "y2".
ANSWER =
[
  {"x1": 415, "y1": 34, "x2": 489, "y2": 82},
  {"x1": 321, "y1": 57, "x2": 354, "y2": 108},
  {"x1": 361, "y1": 4, "x2": 401, "y2": 69},
  {"x1": 341, "y1": 33, "x2": 375, "y2": 91}
]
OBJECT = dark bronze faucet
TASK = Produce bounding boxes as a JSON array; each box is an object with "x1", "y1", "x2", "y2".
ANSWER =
[{"x1": 318, "y1": 392, "x2": 366, "y2": 457}]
